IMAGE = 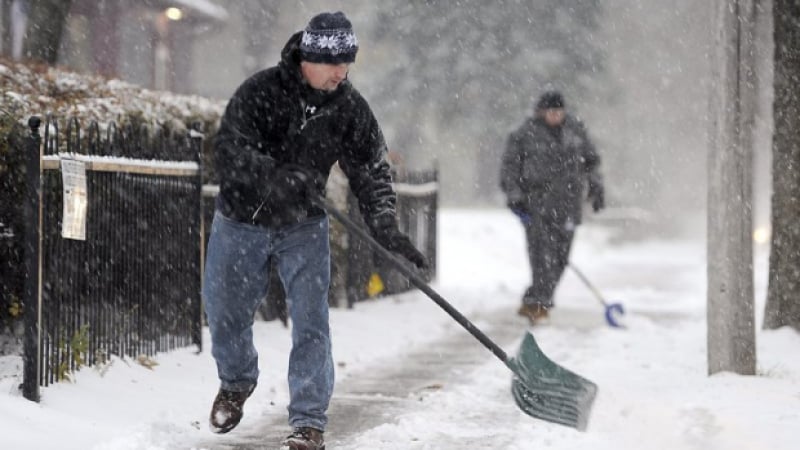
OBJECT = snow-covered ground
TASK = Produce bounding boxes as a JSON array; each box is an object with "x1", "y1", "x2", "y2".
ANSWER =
[{"x1": 1, "y1": 208, "x2": 798, "y2": 449}]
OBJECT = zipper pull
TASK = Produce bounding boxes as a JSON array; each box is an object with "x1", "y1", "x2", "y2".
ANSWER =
[
  {"x1": 252, "y1": 185, "x2": 274, "y2": 223},
  {"x1": 252, "y1": 199, "x2": 266, "y2": 223}
]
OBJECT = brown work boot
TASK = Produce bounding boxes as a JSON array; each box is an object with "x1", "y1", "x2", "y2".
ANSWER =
[
  {"x1": 517, "y1": 303, "x2": 549, "y2": 325},
  {"x1": 208, "y1": 385, "x2": 255, "y2": 434},
  {"x1": 281, "y1": 427, "x2": 325, "y2": 450}
]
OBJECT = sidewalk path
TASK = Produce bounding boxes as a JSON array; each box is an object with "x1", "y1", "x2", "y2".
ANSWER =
[{"x1": 200, "y1": 307, "x2": 528, "y2": 449}]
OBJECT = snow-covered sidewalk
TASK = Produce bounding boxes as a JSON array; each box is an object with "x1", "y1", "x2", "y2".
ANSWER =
[{"x1": 1, "y1": 209, "x2": 798, "y2": 450}]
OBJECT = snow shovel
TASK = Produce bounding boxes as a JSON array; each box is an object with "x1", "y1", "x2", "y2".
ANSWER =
[
  {"x1": 568, "y1": 263, "x2": 625, "y2": 328},
  {"x1": 311, "y1": 195, "x2": 598, "y2": 430}
]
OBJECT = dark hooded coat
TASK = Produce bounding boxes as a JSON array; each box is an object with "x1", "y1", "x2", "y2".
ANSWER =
[
  {"x1": 500, "y1": 114, "x2": 601, "y2": 225},
  {"x1": 213, "y1": 31, "x2": 395, "y2": 230}
]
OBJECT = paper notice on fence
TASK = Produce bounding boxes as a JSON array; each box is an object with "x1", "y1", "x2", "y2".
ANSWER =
[{"x1": 60, "y1": 159, "x2": 88, "y2": 240}]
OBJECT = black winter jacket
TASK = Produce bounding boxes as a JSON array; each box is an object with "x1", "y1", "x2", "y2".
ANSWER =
[
  {"x1": 500, "y1": 115, "x2": 601, "y2": 225},
  {"x1": 214, "y1": 31, "x2": 396, "y2": 230}
]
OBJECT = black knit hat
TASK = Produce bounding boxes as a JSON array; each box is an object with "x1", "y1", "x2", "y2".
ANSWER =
[
  {"x1": 536, "y1": 91, "x2": 565, "y2": 110},
  {"x1": 300, "y1": 11, "x2": 359, "y2": 64}
]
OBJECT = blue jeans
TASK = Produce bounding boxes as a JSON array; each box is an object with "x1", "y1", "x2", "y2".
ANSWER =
[{"x1": 203, "y1": 211, "x2": 334, "y2": 431}]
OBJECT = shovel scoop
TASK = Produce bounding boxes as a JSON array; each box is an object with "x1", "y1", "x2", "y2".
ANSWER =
[{"x1": 508, "y1": 333, "x2": 597, "y2": 430}]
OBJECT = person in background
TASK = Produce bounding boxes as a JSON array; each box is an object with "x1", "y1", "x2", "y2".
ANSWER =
[
  {"x1": 203, "y1": 11, "x2": 428, "y2": 449},
  {"x1": 500, "y1": 90, "x2": 605, "y2": 325}
]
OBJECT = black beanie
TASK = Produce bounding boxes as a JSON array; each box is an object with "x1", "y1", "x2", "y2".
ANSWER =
[
  {"x1": 300, "y1": 11, "x2": 359, "y2": 64},
  {"x1": 536, "y1": 91, "x2": 565, "y2": 110}
]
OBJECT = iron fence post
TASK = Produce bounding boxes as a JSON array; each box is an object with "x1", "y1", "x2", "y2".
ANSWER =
[
  {"x1": 23, "y1": 116, "x2": 42, "y2": 401},
  {"x1": 428, "y1": 163, "x2": 439, "y2": 278},
  {"x1": 190, "y1": 124, "x2": 204, "y2": 352}
]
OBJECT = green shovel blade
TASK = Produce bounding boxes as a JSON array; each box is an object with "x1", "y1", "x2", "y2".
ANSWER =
[{"x1": 508, "y1": 332, "x2": 598, "y2": 431}]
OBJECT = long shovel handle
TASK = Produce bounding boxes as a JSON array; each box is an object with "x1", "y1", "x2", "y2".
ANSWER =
[
  {"x1": 567, "y1": 264, "x2": 607, "y2": 307},
  {"x1": 568, "y1": 263, "x2": 626, "y2": 328},
  {"x1": 311, "y1": 195, "x2": 510, "y2": 365}
]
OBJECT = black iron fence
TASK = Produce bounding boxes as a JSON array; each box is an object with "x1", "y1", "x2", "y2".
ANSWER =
[
  {"x1": 344, "y1": 167, "x2": 438, "y2": 307},
  {"x1": 22, "y1": 116, "x2": 203, "y2": 401}
]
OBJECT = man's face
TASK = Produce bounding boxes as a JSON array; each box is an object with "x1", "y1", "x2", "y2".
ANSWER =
[
  {"x1": 300, "y1": 61, "x2": 350, "y2": 91},
  {"x1": 543, "y1": 108, "x2": 565, "y2": 127}
]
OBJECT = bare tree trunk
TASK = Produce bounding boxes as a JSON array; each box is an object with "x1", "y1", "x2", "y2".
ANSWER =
[
  {"x1": 707, "y1": 0, "x2": 758, "y2": 376},
  {"x1": 22, "y1": 0, "x2": 72, "y2": 64},
  {"x1": 1, "y1": 0, "x2": 12, "y2": 57},
  {"x1": 764, "y1": 0, "x2": 800, "y2": 330},
  {"x1": 89, "y1": 0, "x2": 120, "y2": 77}
]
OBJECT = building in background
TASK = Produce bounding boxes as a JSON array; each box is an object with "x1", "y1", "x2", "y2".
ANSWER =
[
  {"x1": 1, "y1": 0, "x2": 231, "y2": 94},
  {"x1": 63, "y1": 0, "x2": 229, "y2": 94}
]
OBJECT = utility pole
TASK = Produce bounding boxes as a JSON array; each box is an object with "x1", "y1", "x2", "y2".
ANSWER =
[
  {"x1": 764, "y1": 0, "x2": 800, "y2": 331},
  {"x1": 707, "y1": 0, "x2": 758, "y2": 375}
]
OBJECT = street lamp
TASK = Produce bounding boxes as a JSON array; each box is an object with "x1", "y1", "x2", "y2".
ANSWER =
[{"x1": 165, "y1": 7, "x2": 183, "y2": 21}]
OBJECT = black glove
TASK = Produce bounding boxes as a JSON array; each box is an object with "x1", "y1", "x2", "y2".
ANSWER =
[
  {"x1": 273, "y1": 165, "x2": 315, "y2": 200},
  {"x1": 587, "y1": 174, "x2": 605, "y2": 213},
  {"x1": 371, "y1": 217, "x2": 429, "y2": 271}
]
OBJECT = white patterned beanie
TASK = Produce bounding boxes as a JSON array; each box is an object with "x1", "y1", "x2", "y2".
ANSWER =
[{"x1": 300, "y1": 11, "x2": 359, "y2": 64}]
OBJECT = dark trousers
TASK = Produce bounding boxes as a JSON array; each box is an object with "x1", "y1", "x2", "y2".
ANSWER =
[{"x1": 522, "y1": 218, "x2": 575, "y2": 308}]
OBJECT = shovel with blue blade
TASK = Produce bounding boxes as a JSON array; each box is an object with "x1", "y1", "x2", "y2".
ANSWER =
[
  {"x1": 312, "y1": 194, "x2": 598, "y2": 430},
  {"x1": 568, "y1": 263, "x2": 626, "y2": 328}
]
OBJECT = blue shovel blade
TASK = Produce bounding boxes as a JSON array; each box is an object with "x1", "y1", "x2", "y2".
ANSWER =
[{"x1": 605, "y1": 302, "x2": 625, "y2": 328}]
